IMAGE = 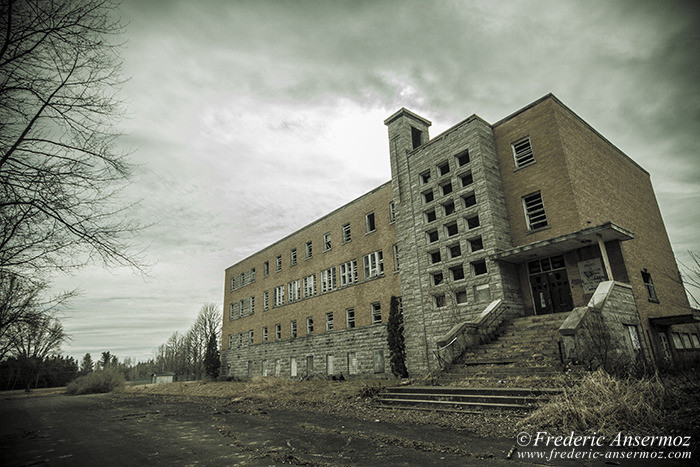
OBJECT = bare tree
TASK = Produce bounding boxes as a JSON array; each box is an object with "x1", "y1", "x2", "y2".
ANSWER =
[
  {"x1": 0, "y1": 0, "x2": 142, "y2": 277},
  {"x1": 12, "y1": 313, "x2": 66, "y2": 390}
]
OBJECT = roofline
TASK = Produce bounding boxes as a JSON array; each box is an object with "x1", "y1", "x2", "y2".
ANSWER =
[
  {"x1": 493, "y1": 93, "x2": 649, "y2": 175},
  {"x1": 383, "y1": 107, "x2": 432, "y2": 126},
  {"x1": 225, "y1": 180, "x2": 393, "y2": 272},
  {"x1": 406, "y1": 114, "x2": 489, "y2": 156}
]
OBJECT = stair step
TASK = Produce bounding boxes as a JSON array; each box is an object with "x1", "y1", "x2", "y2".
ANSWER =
[
  {"x1": 384, "y1": 386, "x2": 561, "y2": 397},
  {"x1": 375, "y1": 397, "x2": 532, "y2": 411}
]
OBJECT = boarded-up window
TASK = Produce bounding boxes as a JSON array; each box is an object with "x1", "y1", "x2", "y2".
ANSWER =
[
  {"x1": 373, "y1": 350, "x2": 385, "y2": 373},
  {"x1": 327, "y1": 355, "x2": 335, "y2": 375},
  {"x1": 347, "y1": 352, "x2": 358, "y2": 375},
  {"x1": 290, "y1": 357, "x2": 297, "y2": 377}
]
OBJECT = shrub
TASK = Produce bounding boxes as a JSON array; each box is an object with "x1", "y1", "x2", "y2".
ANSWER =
[{"x1": 66, "y1": 368, "x2": 126, "y2": 395}]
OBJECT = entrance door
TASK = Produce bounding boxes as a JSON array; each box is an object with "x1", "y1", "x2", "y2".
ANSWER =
[{"x1": 529, "y1": 256, "x2": 573, "y2": 315}]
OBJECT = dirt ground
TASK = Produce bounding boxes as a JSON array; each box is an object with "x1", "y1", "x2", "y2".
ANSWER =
[{"x1": 0, "y1": 389, "x2": 521, "y2": 466}]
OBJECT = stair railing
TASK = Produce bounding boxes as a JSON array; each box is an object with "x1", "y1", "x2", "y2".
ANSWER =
[{"x1": 433, "y1": 299, "x2": 510, "y2": 369}]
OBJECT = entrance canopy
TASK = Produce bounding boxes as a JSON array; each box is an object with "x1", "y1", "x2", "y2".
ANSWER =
[
  {"x1": 491, "y1": 222, "x2": 634, "y2": 264},
  {"x1": 649, "y1": 310, "x2": 700, "y2": 326}
]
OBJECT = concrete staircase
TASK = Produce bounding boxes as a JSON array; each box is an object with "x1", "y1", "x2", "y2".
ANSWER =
[
  {"x1": 375, "y1": 386, "x2": 561, "y2": 412},
  {"x1": 438, "y1": 312, "x2": 570, "y2": 385}
]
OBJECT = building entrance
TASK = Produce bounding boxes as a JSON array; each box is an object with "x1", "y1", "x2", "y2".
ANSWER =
[{"x1": 528, "y1": 255, "x2": 573, "y2": 315}]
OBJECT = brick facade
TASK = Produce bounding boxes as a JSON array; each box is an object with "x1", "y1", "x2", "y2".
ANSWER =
[{"x1": 221, "y1": 94, "x2": 698, "y2": 378}]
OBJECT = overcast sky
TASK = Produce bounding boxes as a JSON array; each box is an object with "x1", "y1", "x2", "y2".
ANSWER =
[{"x1": 52, "y1": 0, "x2": 700, "y2": 363}]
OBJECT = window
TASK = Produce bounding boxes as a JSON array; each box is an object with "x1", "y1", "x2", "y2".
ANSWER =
[
  {"x1": 441, "y1": 182, "x2": 453, "y2": 196},
  {"x1": 347, "y1": 352, "x2": 358, "y2": 375},
  {"x1": 346, "y1": 308, "x2": 356, "y2": 328},
  {"x1": 275, "y1": 324, "x2": 281, "y2": 340},
  {"x1": 469, "y1": 237, "x2": 483, "y2": 252},
  {"x1": 462, "y1": 193, "x2": 476, "y2": 208},
  {"x1": 435, "y1": 294, "x2": 446, "y2": 308},
  {"x1": 393, "y1": 244, "x2": 400, "y2": 271},
  {"x1": 320, "y1": 267, "x2": 336, "y2": 293},
  {"x1": 248, "y1": 330, "x2": 254, "y2": 344},
  {"x1": 302, "y1": 274, "x2": 316, "y2": 297},
  {"x1": 263, "y1": 261, "x2": 269, "y2": 277},
  {"x1": 365, "y1": 212, "x2": 376, "y2": 233},
  {"x1": 671, "y1": 332, "x2": 683, "y2": 349},
  {"x1": 460, "y1": 171, "x2": 473, "y2": 188},
  {"x1": 340, "y1": 260, "x2": 358, "y2": 286},
  {"x1": 425, "y1": 209, "x2": 436, "y2": 223},
  {"x1": 323, "y1": 232, "x2": 331, "y2": 251},
  {"x1": 626, "y1": 325, "x2": 641, "y2": 351},
  {"x1": 306, "y1": 317, "x2": 314, "y2": 334},
  {"x1": 691, "y1": 334, "x2": 700, "y2": 349},
  {"x1": 250, "y1": 296, "x2": 255, "y2": 314},
  {"x1": 422, "y1": 190, "x2": 434, "y2": 204},
  {"x1": 373, "y1": 350, "x2": 385, "y2": 373},
  {"x1": 429, "y1": 250, "x2": 441, "y2": 264},
  {"x1": 276, "y1": 255, "x2": 282, "y2": 272},
  {"x1": 326, "y1": 312, "x2": 334, "y2": 331},
  {"x1": 445, "y1": 222, "x2": 458, "y2": 237},
  {"x1": 682, "y1": 334, "x2": 692, "y2": 349},
  {"x1": 371, "y1": 302, "x2": 382, "y2": 324},
  {"x1": 238, "y1": 334, "x2": 243, "y2": 347},
  {"x1": 291, "y1": 320, "x2": 297, "y2": 338},
  {"x1": 305, "y1": 241, "x2": 312, "y2": 259},
  {"x1": 431, "y1": 272, "x2": 444, "y2": 286},
  {"x1": 641, "y1": 270, "x2": 658, "y2": 302},
  {"x1": 474, "y1": 284, "x2": 491, "y2": 302},
  {"x1": 262, "y1": 327, "x2": 268, "y2": 342},
  {"x1": 438, "y1": 161, "x2": 450, "y2": 176},
  {"x1": 263, "y1": 290, "x2": 269, "y2": 310},
  {"x1": 450, "y1": 265, "x2": 465, "y2": 281},
  {"x1": 472, "y1": 260, "x2": 487, "y2": 276},
  {"x1": 443, "y1": 201, "x2": 455, "y2": 216},
  {"x1": 389, "y1": 202, "x2": 396, "y2": 222},
  {"x1": 411, "y1": 126, "x2": 423, "y2": 149},
  {"x1": 449, "y1": 243, "x2": 462, "y2": 259},
  {"x1": 228, "y1": 334, "x2": 234, "y2": 349},
  {"x1": 512, "y1": 136, "x2": 535, "y2": 168},
  {"x1": 273, "y1": 285, "x2": 285, "y2": 307},
  {"x1": 288, "y1": 280, "x2": 300, "y2": 302},
  {"x1": 523, "y1": 191, "x2": 548, "y2": 230},
  {"x1": 455, "y1": 289, "x2": 468, "y2": 304},
  {"x1": 363, "y1": 250, "x2": 384, "y2": 278},
  {"x1": 290, "y1": 248, "x2": 297, "y2": 266},
  {"x1": 229, "y1": 302, "x2": 239, "y2": 320},
  {"x1": 342, "y1": 223, "x2": 351, "y2": 243},
  {"x1": 466, "y1": 214, "x2": 480, "y2": 229},
  {"x1": 456, "y1": 150, "x2": 470, "y2": 167},
  {"x1": 427, "y1": 229, "x2": 439, "y2": 243},
  {"x1": 420, "y1": 170, "x2": 431, "y2": 184}
]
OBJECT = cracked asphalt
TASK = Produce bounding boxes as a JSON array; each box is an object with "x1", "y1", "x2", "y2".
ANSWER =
[{"x1": 0, "y1": 390, "x2": 524, "y2": 466}]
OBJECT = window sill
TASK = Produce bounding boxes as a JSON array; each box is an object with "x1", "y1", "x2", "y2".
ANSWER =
[
  {"x1": 513, "y1": 161, "x2": 536, "y2": 172},
  {"x1": 365, "y1": 230, "x2": 376, "y2": 236},
  {"x1": 648, "y1": 298, "x2": 660, "y2": 304},
  {"x1": 526, "y1": 225, "x2": 551, "y2": 235}
]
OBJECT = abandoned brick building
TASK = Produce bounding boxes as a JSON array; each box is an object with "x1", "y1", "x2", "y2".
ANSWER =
[{"x1": 221, "y1": 94, "x2": 699, "y2": 379}]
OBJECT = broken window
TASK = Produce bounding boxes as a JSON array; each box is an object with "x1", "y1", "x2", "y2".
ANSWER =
[
  {"x1": 427, "y1": 229, "x2": 439, "y2": 243},
  {"x1": 290, "y1": 320, "x2": 297, "y2": 338},
  {"x1": 389, "y1": 202, "x2": 396, "y2": 222},
  {"x1": 469, "y1": 237, "x2": 483, "y2": 252},
  {"x1": 290, "y1": 248, "x2": 297, "y2": 266},
  {"x1": 288, "y1": 280, "x2": 300, "y2": 302},
  {"x1": 472, "y1": 260, "x2": 487, "y2": 276},
  {"x1": 263, "y1": 291, "x2": 269, "y2": 311},
  {"x1": 420, "y1": 170, "x2": 431, "y2": 184},
  {"x1": 305, "y1": 241, "x2": 312, "y2": 258},
  {"x1": 371, "y1": 302, "x2": 382, "y2": 324},
  {"x1": 443, "y1": 201, "x2": 455, "y2": 216},
  {"x1": 431, "y1": 272, "x2": 444, "y2": 286},
  {"x1": 411, "y1": 126, "x2": 423, "y2": 149},
  {"x1": 393, "y1": 244, "x2": 400, "y2": 271},
  {"x1": 263, "y1": 261, "x2": 269, "y2": 276},
  {"x1": 512, "y1": 136, "x2": 535, "y2": 168},
  {"x1": 302, "y1": 274, "x2": 316, "y2": 297},
  {"x1": 523, "y1": 191, "x2": 548, "y2": 230},
  {"x1": 323, "y1": 232, "x2": 331, "y2": 251},
  {"x1": 342, "y1": 223, "x2": 351, "y2": 243},
  {"x1": 320, "y1": 267, "x2": 336, "y2": 293},
  {"x1": 434, "y1": 294, "x2": 446, "y2": 308},
  {"x1": 262, "y1": 326, "x2": 268, "y2": 342},
  {"x1": 365, "y1": 212, "x2": 376, "y2": 233},
  {"x1": 450, "y1": 265, "x2": 465, "y2": 281},
  {"x1": 363, "y1": 250, "x2": 384, "y2": 279},
  {"x1": 456, "y1": 150, "x2": 470, "y2": 167},
  {"x1": 276, "y1": 255, "x2": 282, "y2": 272},
  {"x1": 346, "y1": 308, "x2": 355, "y2": 328},
  {"x1": 641, "y1": 269, "x2": 658, "y2": 302},
  {"x1": 273, "y1": 285, "x2": 285, "y2": 307},
  {"x1": 340, "y1": 260, "x2": 358, "y2": 286},
  {"x1": 275, "y1": 324, "x2": 281, "y2": 340},
  {"x1": 326, "y1": 312, "x2": 334, "y2": 331},
  {"x1": 306, "y1": 317, "x2": 314, "y2": 334}
]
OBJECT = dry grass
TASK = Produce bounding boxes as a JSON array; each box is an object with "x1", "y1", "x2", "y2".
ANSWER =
[
  {"x1": 66, "y1": 368, "x2": 126, "y2": 395},
  {"x1": 122, "y1": 376, "x2": 389, "y2": 408},
  {"x1": 519, "y1": 369, "x2": 699, "y2": 438}
]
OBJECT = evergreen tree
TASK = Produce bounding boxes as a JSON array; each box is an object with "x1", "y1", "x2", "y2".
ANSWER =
[
  {"x1": 204, "y1": 334, "x2": 220, "y2": 380},
  {"x1": 80, "y1": 353, "x2": 94, "y2": 375},
  {"x1": 387, "y1": 296, "x2": 408, "y2": 378}
]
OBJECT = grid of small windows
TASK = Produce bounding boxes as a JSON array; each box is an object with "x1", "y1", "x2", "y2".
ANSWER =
[
  {"x1": 522, "y1": 191, "x2": 548, "y2": 230},
  {"x1": 512, "y1": 137, "x2": 535, "y2": 168}
]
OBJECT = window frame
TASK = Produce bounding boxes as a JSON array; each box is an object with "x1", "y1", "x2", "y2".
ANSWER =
[
  {"x1": 522, "y1": 191, "x2": 549, "y2": 231},
  {"x1": 512, "y1": 136, "x2": 535, "y2": 169},
  {"x1": 371, "y1": 302, "x2": 382, "y2": 324},
  {"x1": 346, "y1": 308, "x2": 356, "y2": 329},
  {"x1": 365, "y1": 212, "x2": 376, "y2": 233}
]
